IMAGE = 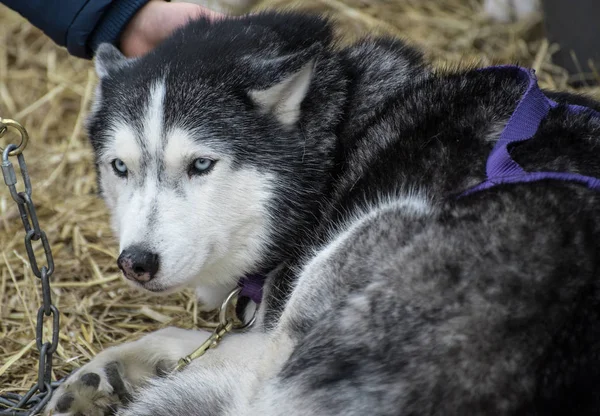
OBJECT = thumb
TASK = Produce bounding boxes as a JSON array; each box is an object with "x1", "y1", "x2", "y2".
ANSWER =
[{"x1": 158, "y1": 2, "x2": 223, "y2": 33}]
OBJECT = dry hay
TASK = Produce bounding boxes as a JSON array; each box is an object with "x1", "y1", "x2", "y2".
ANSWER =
[{"x1": 1, "y1": 0, "x2": 599, "y2": 401}]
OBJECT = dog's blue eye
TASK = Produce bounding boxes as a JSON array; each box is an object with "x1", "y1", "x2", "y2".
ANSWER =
[
  {"x1": 111, "y1": 159, "x2": 128, "y2": 177},
  {"x1": 190, "y1": 158, "x2": 215, "y2": 176}
]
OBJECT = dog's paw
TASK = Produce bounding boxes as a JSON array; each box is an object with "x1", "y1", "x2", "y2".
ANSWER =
[
  {"x1": 44, "y1": 327, "x2": 207, "y2": 415},
  {"x1": 45, "y1": 361, "x2": 133, "y2": 416}
]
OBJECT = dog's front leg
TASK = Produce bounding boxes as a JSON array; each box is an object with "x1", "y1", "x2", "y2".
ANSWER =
[
  {"x1": 114, "y1": 331, "x2": 274, "y2": 416},
  {"x1": 44, "y1": 327, "x2": 211, "y2": 416}
]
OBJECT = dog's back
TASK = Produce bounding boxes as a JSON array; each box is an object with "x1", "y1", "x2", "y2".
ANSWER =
[{"x1": 254, "y1": 60, "x2": 600, "y2": 415}]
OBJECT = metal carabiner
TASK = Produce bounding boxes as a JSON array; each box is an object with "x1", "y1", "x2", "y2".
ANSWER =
[
  {"x1": 0, "y1": 118, "x2": 29, "y2": 156},
  {"x1": 174, "y1": 287, "x2": 260, "y2": 371},
  {"x1": 218, "y1": 287, "x2": 258, "y2": 332}
]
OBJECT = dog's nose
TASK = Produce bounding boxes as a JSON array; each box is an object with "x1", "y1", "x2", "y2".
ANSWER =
[{"x1": 117, "y1": 246, "x2": 160, "y2": 283}]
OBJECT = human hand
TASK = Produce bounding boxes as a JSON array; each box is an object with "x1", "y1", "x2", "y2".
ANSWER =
[{"x1": 120, "y1": 1, "x2": 223, "y2": 57}]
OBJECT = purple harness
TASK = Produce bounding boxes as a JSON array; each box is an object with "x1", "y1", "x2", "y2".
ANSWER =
[
  {"x1": 460, "y1": 66, "x2": 600, "y2": 197},
  {"x1": 238, "y1": 66, "x2": 600, "y2": 303}
]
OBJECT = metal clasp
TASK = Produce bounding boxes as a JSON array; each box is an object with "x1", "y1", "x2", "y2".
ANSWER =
[
  {"x1": 0, "y1": 118, "x2": 29, "y2": 156},
  {"x1": 174, "y1": 287, "x2": 258, "y2": 371}
]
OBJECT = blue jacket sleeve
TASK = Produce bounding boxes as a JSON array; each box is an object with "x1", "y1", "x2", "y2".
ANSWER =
[{"x1": 1, "y1": 0, "x2": 151, "y2": 59}]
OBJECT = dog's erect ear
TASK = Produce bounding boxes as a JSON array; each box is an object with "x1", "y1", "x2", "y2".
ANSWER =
[
  {"x1": 248, "y1": 43, "x2": 322, "y2": 127},
  {"x1": 249, "y1": 59, "x2": 315, "y2": 126},
  {"x1": 94, "y1": 43, "x2": 129, "y2": 79}
]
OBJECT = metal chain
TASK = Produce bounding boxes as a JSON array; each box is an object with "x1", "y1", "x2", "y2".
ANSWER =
[{"x1": 0, "y1": 119, "x2": 62, "y2": 416}]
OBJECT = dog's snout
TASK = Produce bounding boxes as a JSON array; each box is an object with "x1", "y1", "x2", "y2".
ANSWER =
[{"x1": 117, "y1": 246, "x2": 160, "y2": 283}]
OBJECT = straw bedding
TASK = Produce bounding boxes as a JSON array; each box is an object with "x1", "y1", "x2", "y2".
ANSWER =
[{"x1": 1, "y1": 0, "x2": 599, "y2": 399}]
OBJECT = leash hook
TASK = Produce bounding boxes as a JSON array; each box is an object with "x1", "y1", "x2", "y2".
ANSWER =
[{"x1": 174, "y1": 287, "x2": 259, "y2": 372}]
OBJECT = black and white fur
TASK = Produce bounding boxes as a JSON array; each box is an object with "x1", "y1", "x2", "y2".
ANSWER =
[{"x1": 46, "y1": 12, "x2": 600, "y2": 416}]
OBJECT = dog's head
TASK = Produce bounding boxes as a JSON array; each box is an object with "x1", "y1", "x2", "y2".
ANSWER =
[{"x1": 87, "y1": 13, "x2": 341, "y2": 307}]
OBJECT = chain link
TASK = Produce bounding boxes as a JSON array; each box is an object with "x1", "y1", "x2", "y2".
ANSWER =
[{"x1": 1, "y1": 120, "x2": 62, "y2": 416}]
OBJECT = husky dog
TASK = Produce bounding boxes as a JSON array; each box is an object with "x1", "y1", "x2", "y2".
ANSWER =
[{"x1": 46, "y1": 12, "x2": 600, "y2": 416}]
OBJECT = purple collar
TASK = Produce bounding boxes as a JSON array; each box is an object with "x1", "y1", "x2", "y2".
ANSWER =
[
  {"x1": 460, "y1": 66, "x2": 600, "y2": 197},
  {"x1": 238, "y1": 274, "x2": 265, "y2": 304}
]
